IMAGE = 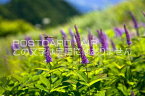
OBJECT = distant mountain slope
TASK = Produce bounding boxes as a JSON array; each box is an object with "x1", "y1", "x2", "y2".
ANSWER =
[
  {"x1": 51, "y1": 0, "x2": 145, "y2": 36},
  {"x1": 0, "y1": 0, "x2": 79, "y2": 26}
]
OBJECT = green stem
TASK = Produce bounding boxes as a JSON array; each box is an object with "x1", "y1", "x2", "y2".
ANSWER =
[
  {"x1": 47, "y1": 62, "x2": 52, "y2": 93},
  {"x1": 85, "y1": 64, "x2": 90, "y2": 96},
  {"x1": 136, "y1": 28, "x2": 140, "y2": 37},
  {"x1": 49, "y1": 62, "x2": 52, "y2": 92}
]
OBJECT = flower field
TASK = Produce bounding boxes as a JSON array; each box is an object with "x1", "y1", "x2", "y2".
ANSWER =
[
  {"x1": 1, "y1": 13, "x2": 145, "y2": 95},
  {"x1": 0, "y1": 0, "x2": 145, "y2": 96}
]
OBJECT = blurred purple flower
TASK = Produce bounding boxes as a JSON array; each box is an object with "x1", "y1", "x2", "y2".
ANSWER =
[
  {"x1": 110, "y1": 39, "x2": 116, "y2": 51},
  {"x1": 11, "y1": 42, "x2": 19, "y2": 54},
  {"x1": 143, "y1": 11, "x2": 145, "y2": 17},
  {"x1": 69, "y1": 28, "x2": 76, "y2": 48},
  {"x1": 124, "y1": 24, "x2": 132, "y2": 46},
  {"x1": 25, "y1": 36, "x2": 33, "y2": 55},
  {"x1": 97, "y1": 29, "x2": 109, "y2": 52},
  {"x1": 129, "y1": 12, "x2": 139, "y2": 36},
  {"x1": 114, "y1": 27, "x2": 124, "y2": 37},
  {"x1": 74, "y1": 25, "x2": 89, "y2": 64},
  {"x1": 139, "y1": 23, "x2": 145, "y2": 28},
  {"x1": 93, "y1": 37, "x2": 99, "y2": 44},
  {"x1": 88, "y1": 31, "x2": 94, "y2": 55},
  {"x1": 60, "y1": 30, "x2": 68, "y2": 54},
  {"x1": 44, "y1": 37, "x2": 52, "y2": 63},
  {"x1": 131, "y1": 91, "x2": 135, "y2": 96}
]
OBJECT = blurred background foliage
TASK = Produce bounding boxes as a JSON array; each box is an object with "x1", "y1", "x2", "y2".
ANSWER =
[
  {"x1": 0, "y1": 18, "x2": 33, "y2": 36},
  {"x1": 0, "y1": 0, "x2": 144, "y2": 37},
  {"x1": 0, "y1": 0, "x2": 79, "y2": 25}
]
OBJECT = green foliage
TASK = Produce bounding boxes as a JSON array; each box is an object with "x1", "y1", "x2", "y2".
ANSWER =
[{"x1": 0, "y1": 34, "x2": 145, "y2": 95}]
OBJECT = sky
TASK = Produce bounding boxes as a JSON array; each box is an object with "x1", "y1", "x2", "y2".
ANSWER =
[
  {"x1": 65, "y1": 0, "x2": 124, "y2": 13},
  {"x1": 0, "y1": 0, "x2": 10, "y2": 4}
]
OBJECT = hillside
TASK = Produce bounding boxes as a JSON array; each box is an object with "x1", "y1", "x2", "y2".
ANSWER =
[{"x1": 0, "y1": 0, "x2": 79, "y2": 26}]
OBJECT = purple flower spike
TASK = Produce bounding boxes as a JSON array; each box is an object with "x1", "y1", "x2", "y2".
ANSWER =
[
  {"x1": 69, "y1": 29, "x2": 75, "y2": 48},
  {"x1": 97, "y1": 29, "x2": 109, "y2": 52},
  {"x1": 74, "y1": 25, "x2": 81, "y2": 42},
  {"x1": 60, "y1": 30, "x2": 68, "y2": 54},
  {"x1": 110, "y1": 40, "x2": 116, "y2": 51},
  {"x1": 47, "y1": 36, "x2": 53, "y2": 44},
  {"x1": 43, "y1": 34, "x2": 54, "y2": 44},
  {"x1": 114, "y1": 28, "x2": 124, "y2": 37},
  {"x1": 129, "y1": 12, "x2": 139, "y2": 36},
  {"x1": 74, "y1": 25, "x2": 89, "y2": 64},
  {"x1": 88, "y1": 30, "x2": 94, "y2": 55},
  {"x1": 25, "y1": 36, "x2": 33, "y2": 55},
  {"x1": 81, "y1": 52, "x2": 89, "y2": 64},
  {"x1": 124, "y1": 24, "x2": 132, "y2": 46},
  {"x1": 44, "y1": 37, "x2": 52, "y2": 63},
  {"x1": 39, "y1": 35, "x2": 43, "y2": 46}
]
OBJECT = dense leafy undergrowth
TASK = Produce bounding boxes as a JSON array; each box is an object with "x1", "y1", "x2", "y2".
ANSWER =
[{"x1": 0, "y1": 23, "x2": 145, "y2": 96}]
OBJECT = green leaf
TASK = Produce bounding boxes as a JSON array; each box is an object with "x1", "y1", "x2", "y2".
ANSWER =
[
  {"x1": 74, "y1": 71, "x2": 88, "y2": 84},
  {"x1": 35, "y1": 68, "x2": 49, "y2": 72},
  {"x1": 52, "y1": 78, "x2": 63, "y2": 89},
  {"x1": 117, "y1": 83, "x2": 129, "y2": 96},
  {"x1": 95, "y1": 68, "x2": 103, "y2": 74},
  {"x1": 87, "y1": 78, "x2": 103, "y2": 87},
  {"x1": 35, "y1": 84, "x2": 48, "y2": 92},
  {"x1": 96, "y1": 90, "x2": 106, "y2": 96},
  {"x1": 35, "y1": 68, "x2": 58, "y2": 74},
  {"x1": 40, "y1": 76, "x2": 50, "y2": 89},
  {"x1": 50, "y1": 86, "x2": 67, "y2": 93}
]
